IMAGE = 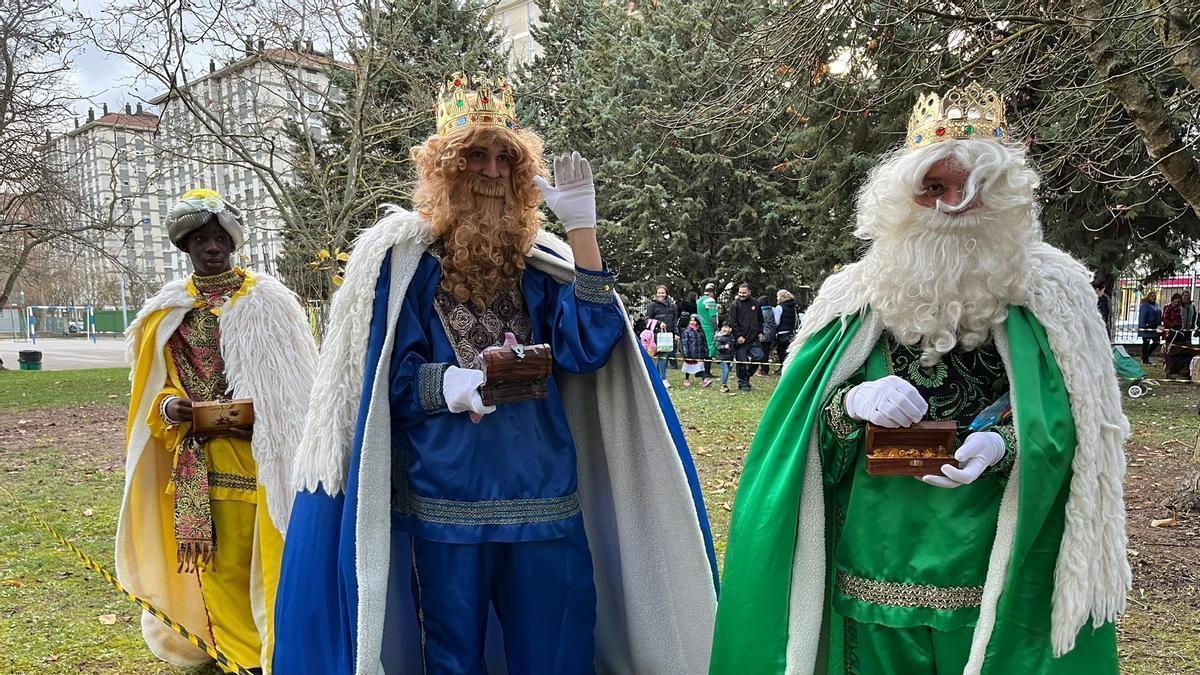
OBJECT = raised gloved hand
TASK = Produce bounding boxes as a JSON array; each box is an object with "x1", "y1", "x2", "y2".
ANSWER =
[
  {"x1": 442, "y1": 366, "x2": 496, "y2": 418},
  {"x1": 843, "y1": 375, "x2": 928, "y2": 428},
  {"x1": 533, "y1": 151, "x2": 596, "y2": 232},
  {"x1": 921, "y1": 431, "x2": 1006, "y2": 489}
]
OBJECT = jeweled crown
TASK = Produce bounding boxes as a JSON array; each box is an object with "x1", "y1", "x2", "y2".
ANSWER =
[
  {"x1": 906, "y1": 83, "x2": 1007, "y2": 150},
  {"x1": 435, "y1": 71, "x2": 518, "y2": 137}
]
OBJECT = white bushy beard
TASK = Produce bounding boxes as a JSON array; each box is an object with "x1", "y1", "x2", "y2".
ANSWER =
[{"x1": 855, "y1": 142, "x2": 1040, "y2": 366}]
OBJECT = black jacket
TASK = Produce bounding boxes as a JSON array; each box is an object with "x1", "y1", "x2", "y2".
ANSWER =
[
  {"x1": 646, "y1": 298, "x2": 678, "y2": 331},
  {"x1": 777, "y1": 299, "x2": 799, "y2": 334},
  {"x1": 729, "y1": 297, "x2": 762, "y2": 342}
]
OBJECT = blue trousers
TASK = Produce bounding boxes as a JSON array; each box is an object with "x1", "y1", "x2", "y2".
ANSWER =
[
  {"x1": 410, "y1": 529, "x2": 597, "y2": 675},
  {"x1": 656, "y1": 350, "x2": 675, "y2": 380}
]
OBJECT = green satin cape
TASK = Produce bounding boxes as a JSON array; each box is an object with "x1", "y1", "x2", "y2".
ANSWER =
[{"x1": 709, "y1": 308, "x2": 1118, "y2": 674}]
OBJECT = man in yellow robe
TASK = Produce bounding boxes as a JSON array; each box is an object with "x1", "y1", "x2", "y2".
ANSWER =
[{"x1": 116, "y1": 189, "x2": 317, "y2": 673}]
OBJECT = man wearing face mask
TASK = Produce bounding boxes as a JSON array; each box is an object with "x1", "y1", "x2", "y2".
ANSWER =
[
  {"x1": 117, "y1": 189, "x2": 317, "y2": 673},
  {"x1": 273, "y1": 73, "x2": 717, "y2": 675},
  {"x1": 712, "y1": 85, "x2": 1129, "y2": 674}
]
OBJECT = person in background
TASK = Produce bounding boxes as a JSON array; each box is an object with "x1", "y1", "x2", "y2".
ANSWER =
[
  {"x1": 1092, "y1": 280, "x2": 1111, "y2": 338},
  {"x1": 1163, "y1": 292, "x2": 1183, "y2": 348},
  {"x1": 678, "y1": 291, "x2": 698, "y2": 335},
  {"x1": 1138, "y1": 292, "x2": 1162, "y2": 363},
  {"x1": 696, "y1": 284, "x2": 720, "y2": 380},
  {"x1": 774, "y1": 289, "x2": 800, "y2": 365},
  {"x1": 646, "y1": 285, "x2": 679, "y2": 382},
  {"x1": 1181, "y1": 290, "x2": 1196, "y2": 345},
  {"x1": 680, "y1": 315, "x2": 712, "y2": 387},
  {"x1": 714, "y1": 323, "x2": 735, "y2": 393},
  {"x1": 757, "y1": 295, "x2": 777, "y2": 376},
  {"x1": 728, "y1": 283, "x2": 763, "y2": 392}
]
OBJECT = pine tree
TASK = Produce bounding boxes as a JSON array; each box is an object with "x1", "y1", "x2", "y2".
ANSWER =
[{"x1": 522, "y1": 0, "x2": 811, "y2": 305}]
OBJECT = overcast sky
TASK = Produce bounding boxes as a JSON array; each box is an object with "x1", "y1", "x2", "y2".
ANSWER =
[
  {"x1": 62, "y1": 0, "x2": 213, "y2": 122},
  {"x1": 62, "y1": 0, "x2": 141, "y2": 121}
]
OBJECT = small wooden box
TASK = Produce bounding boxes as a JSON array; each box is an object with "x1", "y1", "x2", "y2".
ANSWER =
[
  {"x1": 191, "y1": 398, "x2": 255, "y2": 437},
  {"x1": 478, "y1": 344, "x2": 553, "y2": 407},
  {"x1": 865, "y1": 421, "x2": 958, "y2": 476}
]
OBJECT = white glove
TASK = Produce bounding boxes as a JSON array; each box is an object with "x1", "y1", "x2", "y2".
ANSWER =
[
  {"x1": 921, "y1": 431, "x2": 1006, "y2": 489},
  {"x1": 532, "y1": 151, "x2": 596, "y2": 232},
  {"x1": 442, "y1": 366, "x2": 496, "y2": 417},
  {"x1": 843, "y1": 375, "x2": 928, "y2": 428}
]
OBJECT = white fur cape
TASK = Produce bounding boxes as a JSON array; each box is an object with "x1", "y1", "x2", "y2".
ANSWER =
[
  {"x1": 115, "y1": 270, "x2": 317, "y2": 667},
  {"x1": 780, "y1": 242, "x2": 1131, "y2": 673},
  {"x1": 290, "y1": 208, "x2": 718, "y2": 674}
]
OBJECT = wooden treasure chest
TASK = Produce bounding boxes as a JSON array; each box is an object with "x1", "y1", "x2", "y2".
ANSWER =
[
  {"x1": 191, "y1": 398, "x2": 255, "y2": 437},
  {"x1": 477, "y1": 344, "x2": 553, "y2": 407},
  {"x1": 865, "y1": 421, "x2": 958, "y2": 476}
]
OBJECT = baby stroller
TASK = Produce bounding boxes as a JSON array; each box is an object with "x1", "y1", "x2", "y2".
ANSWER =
[{"x1": 1113, "y1": 345, "x2": 1156, "y2": 398}]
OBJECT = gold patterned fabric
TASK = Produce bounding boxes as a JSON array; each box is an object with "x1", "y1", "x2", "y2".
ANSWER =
[
  {"x1": 433, "y1": 280, "x2": 534, "y2": 368},
  {"x1": 169, "y1": 269, "x2": 244, "y2": 402},
  {"x1": 836, "y1": 570, "x2": 984, "y2": 611},
  {"x1": 404, "y1": 493, "x2": 581, "y2": 526},
  {"x1": 166, "y1": 268, "x2": 254, "y2": 570}
]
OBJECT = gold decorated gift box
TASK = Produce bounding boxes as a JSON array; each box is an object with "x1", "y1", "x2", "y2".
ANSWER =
[
  {"x1": 865, "y1": 421, "x2": 959, "y2": 476},
  {"x1": 191, "y1": 398, "x2": 255, "y2": 437}
]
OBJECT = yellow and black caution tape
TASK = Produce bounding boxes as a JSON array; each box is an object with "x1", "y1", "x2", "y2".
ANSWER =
[
  {"x1": 0, "y1": 485, "x2": 254, "y2": 675},
  {"x1": 652, "y1": 355, "x2": 784, "y2": 368}
]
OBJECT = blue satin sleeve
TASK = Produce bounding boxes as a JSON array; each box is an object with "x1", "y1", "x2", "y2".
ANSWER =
[
  {"x1": 389, "y1": 255, "x2": 450, "y2": 428},
  {"x1": 527, "y1": 266, "x2": 624, "y2": 374}
]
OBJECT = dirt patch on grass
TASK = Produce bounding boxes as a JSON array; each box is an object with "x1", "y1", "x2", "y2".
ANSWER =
[
  {"x1": 1124, "y1": 436, "x2": 1200, "y2": 596},
  {"x1": 0, "y1": 403, "x2": 126, "y2": 473}
]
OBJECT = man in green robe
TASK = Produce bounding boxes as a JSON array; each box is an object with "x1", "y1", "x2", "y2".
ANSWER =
[{"x1": 710, "y1": 84, "x2": 1131, "y2": 674}]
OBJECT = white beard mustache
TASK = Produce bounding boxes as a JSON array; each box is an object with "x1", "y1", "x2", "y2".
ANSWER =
[{"x1": 862, "y1": 205, "x2": 1031, "y2": 366}]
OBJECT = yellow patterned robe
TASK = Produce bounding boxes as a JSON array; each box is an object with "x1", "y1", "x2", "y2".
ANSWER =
[{"x1": 118, "y1": 269, "x2": 317, "y2": 673}]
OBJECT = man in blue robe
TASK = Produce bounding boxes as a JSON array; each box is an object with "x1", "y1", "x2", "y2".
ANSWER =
[{"x1": 273, "y1": 73, "x2": 717, "y2": 674}]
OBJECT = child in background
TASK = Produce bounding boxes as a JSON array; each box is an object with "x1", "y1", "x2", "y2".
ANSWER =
[
  {"x1": 714, "y1": 323, "x2": 735, "y2": 393},
  {"x1": 640, "y1": 319, "x2": 659, "y2": 357},
  {"x1": 680, "y1": 315, "x2": 712, "y2": 387}
]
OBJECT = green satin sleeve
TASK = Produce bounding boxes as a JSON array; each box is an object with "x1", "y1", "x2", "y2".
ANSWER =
[{"x1": 819, "y1": 372, "x2": 866, "y2": 485}]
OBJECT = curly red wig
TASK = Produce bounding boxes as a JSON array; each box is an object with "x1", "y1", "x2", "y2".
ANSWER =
[{"x1": 411, "y1": 126, "x2": 547, "y2": 307}]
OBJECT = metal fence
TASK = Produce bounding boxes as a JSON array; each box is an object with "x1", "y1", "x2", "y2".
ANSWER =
[{"x1": 1112, "y1": 275, "x2": 1200, "y2": 344}]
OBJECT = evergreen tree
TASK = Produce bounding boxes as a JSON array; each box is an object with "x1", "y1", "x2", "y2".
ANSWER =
[
  {"x1": 523, "y1": 0, "x2": 809, "y2": 304},
  {"x1": 702, "y1": 2, "x2": 1200, "y2": 285}
]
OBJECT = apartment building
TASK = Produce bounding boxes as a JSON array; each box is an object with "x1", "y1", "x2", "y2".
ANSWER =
[
  {"x1": 152, "y1": 42, "x2": 338, "y2": 278},
  {"x1": 493, "y1": 0, "x2": 543, "y2": 69},
  {"x1": 45, "y1": 104, "x2": 172, "y2": 305}
]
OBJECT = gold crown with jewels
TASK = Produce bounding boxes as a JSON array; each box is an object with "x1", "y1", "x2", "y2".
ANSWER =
[
  {"x1": 436, "y1": 71, "x2": 518, "y2": 137},
  {"x1": 906, "y1": 82, "x2": 1008, "y2": 150}
]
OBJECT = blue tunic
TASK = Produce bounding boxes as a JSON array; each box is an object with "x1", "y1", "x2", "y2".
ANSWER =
[{"x1": 387, "y1": 251, "x2": 623, "y2": 544}]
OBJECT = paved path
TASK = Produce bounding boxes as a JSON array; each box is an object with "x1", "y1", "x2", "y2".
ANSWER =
[{"x1": 0, "y1": 337, "x2": 128, "y2": 371}]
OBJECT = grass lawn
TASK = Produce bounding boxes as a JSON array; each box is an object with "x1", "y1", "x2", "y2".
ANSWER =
[
  {"x1": 0, "y1": 366, "x2": 1197, "y2": 673},
  {"x1": 0, "y1": 368, "x2": 130, "y2": 410}
]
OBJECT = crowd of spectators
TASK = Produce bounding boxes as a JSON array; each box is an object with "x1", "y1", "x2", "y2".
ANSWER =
[{"x1": 632, "y1": 282, "x2": 804, "y2": 394}]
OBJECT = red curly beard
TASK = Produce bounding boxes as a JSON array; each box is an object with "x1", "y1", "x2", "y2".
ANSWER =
[
  {"x1": 412, "y1": 126, "x2": 548, "y2": 307},
  {"x1": 433, "y1": 171, "x2": 540, "y2": 307}
]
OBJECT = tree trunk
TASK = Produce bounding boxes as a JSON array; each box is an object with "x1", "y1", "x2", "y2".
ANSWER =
[
  {"x1": 0, "y1": 237, "x2": 37, "y2": 307},
  {"x1": 1146, "y1": 0, "x2": 1200, "y2": 92},
  {"x1": 1071, "y1": 0, "x2": 1200, "y2": 214}
]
